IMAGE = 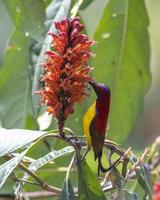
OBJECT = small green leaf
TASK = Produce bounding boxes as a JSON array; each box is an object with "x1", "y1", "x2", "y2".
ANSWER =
[
  {"x1": 80, "y1": 0, "x2": 95, "y2": 10},
  {"x1": 0, "y1": 148, "x2": 28, "y2": 188},
  {"x1": 32, "y1": 0, "x2": 72, "y2": 118},
  {"x1": 0, "y1": 128, "x2": 44, "y2": 156},
  {"x1": 61, "y1": 177, "x2": 76, "y2": 200},
  {"x1": 3, "y1": 0, "x2": 46, "y2": 41},
  {"x1": 92, "y1": 0, "x2": 151, "y2": 143},
  {"x1": 77, "y1": 157, "x2": 107, "y2": 200}
]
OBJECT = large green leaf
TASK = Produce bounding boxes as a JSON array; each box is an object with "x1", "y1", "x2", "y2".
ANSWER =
[
  {"x1": 77, "y1": 157, "x2": 107, "y2": 200},
  {"x1": 0, "y1": 128, "x2": 44, "y2": 156},
  {"x1": 32, "y1": 0, "x2": 72, "y2": 118},
  {"x1": 0, "y1": 30, "x2": 31, "y2": 129},
  {"x1": 3, "y1": 0, "x2": 46, "y2": 41},
  {"x1": 0, "y1": 148, "x2": 28, "y2": 188},
  {"x1": 92, "y1": 0, "x2": 151, "y2": 143}
]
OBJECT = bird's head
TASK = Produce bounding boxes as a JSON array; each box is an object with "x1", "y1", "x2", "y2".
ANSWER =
[{"x1": 89, "y1": 81, "x2": 110, "y2": 98}]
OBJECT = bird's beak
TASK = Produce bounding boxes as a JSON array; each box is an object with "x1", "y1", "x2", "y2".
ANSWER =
[
  {"x1": 89, "y1": 80, "x2": 99, "y2": 94},
  {"x1": 89, "y1": 80, "x2": 97, "y2": 88}
]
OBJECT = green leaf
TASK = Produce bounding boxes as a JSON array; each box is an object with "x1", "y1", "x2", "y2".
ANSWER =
[
  {"x1": 80, "y1": 0, "x2": 95, "y2": 10},
  {"x1": 0, "y1": 128, "x2": 44, "y2": 156},
  {"x1": 15, "y1": 146, "x2": 74, "y2": 197},
  {"x1": 77, "y1": 158, "x2": 107, "y2": 200},
  {"x1": 92, "y1": 0, "x2": 151, "y2": 143},
  {"x1": 32, "y1": 0, "x2": 72, "y2": 118},
  {"x1": 0, "y1": 148, "x2": 28, "y2": 188},
  {"x1": 0, "y1": 30, "x2": 31, "y2": 129},
  {"x1": 61, "y1": 177, "x2": 76, "y2": 200},
  {"x1": 130, "y1": 155, "x2": 152, "y2": 199},
  {"x1": 3, "y1": 0, "x2": 46, "y2": 41}
]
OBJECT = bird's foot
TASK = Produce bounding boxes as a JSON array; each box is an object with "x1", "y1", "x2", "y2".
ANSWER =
[{"x1": 80, "y1": 147, "x2": 90, "y2": 161}]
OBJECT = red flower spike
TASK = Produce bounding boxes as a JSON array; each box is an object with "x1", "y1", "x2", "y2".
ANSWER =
[{"x1": 38, "y1": 17, "x2": 95, "y2": 136}]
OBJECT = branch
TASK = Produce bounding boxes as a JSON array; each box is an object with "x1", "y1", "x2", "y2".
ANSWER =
[
  {"x1": 4, "y1": 154, "x2": 61, "y2": 194},
  {"x1": 17, "y1": 162, "x2": 61, "y2": 193},
  {"x1": 23, "y1": 191, "x2": 58, "y2": 199},
  {"x1": 9, "y1": 175, "x2": 41, "y2": 187}
]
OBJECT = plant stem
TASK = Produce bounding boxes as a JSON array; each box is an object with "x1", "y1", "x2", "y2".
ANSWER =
[
  {"x1": 17, "y1": 162, "x2": 61, "y2": 193},
  {"x1": 9, "y1": 175, "x2": 41, "y2": 187},
  {"x1": 23, "y1": 191, "x2": 58, "y2": 199}
]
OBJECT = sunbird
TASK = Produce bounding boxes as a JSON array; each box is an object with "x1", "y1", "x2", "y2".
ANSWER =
[{"x1": 83, "y1": 81, "x2": 110, "y2": 175}]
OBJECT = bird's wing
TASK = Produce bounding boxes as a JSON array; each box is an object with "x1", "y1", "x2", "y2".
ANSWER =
[{"x1": 83, "y1": 101, "x2": 96, "y2": 147}]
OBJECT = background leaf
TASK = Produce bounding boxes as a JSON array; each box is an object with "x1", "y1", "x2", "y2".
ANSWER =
[
  {"x1": 3, "y1": 0, "x2": 46, "y2": 41},
  {"x1": 0, "y1": 128, "x2": 44, "y2": 156},
  {"x1": 92, "y1": 0, "x2": 151, "y2": 143},
  {"x1": 0, "y1": 30, "x2": 30, "y2": 129}
]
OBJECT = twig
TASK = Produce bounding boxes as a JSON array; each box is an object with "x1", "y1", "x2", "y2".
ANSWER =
[
  {"x1": 9, "y1": 175, "x2": 41, "y2": 187},
  {"x1": 103, "y1": 184, "x2": 113, "y2": 193},
  {"x1": 17, "y1": 162, "x2": 61, "y2": 193},
  {"x1": 23, "y1": 191, "x2": 58, "y2": 199},
  {"x1": 101, "y1": 147, "x2": 131, "y2": 187},
  {"x1": 104, "y1": 140, "x2": 126, "y2": 156},
  {"x1": 5, "y1": 154, "x2": 61, "y2": 194},
  {"x1": 125, "y1": 147, "x2": 150, "y2": 181}
]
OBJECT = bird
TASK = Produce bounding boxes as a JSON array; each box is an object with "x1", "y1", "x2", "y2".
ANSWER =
[{"x1": 83, "y1": 81, "x2": 111, "y2": 175}]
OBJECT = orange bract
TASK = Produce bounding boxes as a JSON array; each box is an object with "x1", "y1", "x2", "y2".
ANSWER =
[{"x1": 38, "y1": 17, "x2": 95, "y2": 133}]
